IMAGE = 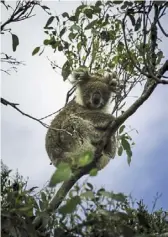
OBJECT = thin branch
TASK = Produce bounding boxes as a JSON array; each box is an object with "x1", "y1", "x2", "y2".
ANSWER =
[
  {"x1": 65, "y1": 84, "x2": 77, "y2": 105},
  {"x1": 1, "y1": 0, "x2": 50, "y2": 32},
  {"x1": 1, "y1": 97, "x2": 72, "y2": 135},
  {"x1": 158, "y1": 19, "x2": 168, "y2": 37},
  {"x1": 122, "y1": 10, "x2": 167, "y2": 85},
  {"x1": 39, "y1": 108, "x2": 62, "y2": 121},
  {"x1": 117, "y1": 59, "x2": 168, "y2": 125},
  {"x1": 1, "y1": 97, "x2": 49, "y2": 128}
]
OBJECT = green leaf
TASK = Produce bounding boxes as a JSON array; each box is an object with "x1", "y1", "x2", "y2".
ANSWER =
[
  {"x1": 112, "y1": 192, "x2": 127, "y2": 202},
  {"x1": 60, "y1": 27, "x2": 66, "y2": 37},
  {"x1": 39, "y1": 200, "x2": 45, "y2": 211},
  {"x1": 78, "y1": 151, "x2": 93, "y2": 167},
  {"x1": 68, "y1": 32, "x2": 77, "y2": 41},
  {"x1": 12, "y1": 34, "x2": 19, "y2": 52},
  {"x1": 81, "y1": 191, "x2": 95, "y2": 199},
  {"x1": 119, "y1": 125, "x2": 125, "y2": 134},
  {"x1": 99, "y1": 191, "x2": 112, "y2": 198},
  {"x1": 62, "y1": 60, "x2": 71, "y2": 80},
  {"x1": 127, "y1": 154, "x2": 132, "y2": 166},
  {"x1": 128, "y1": 14, "x2": 136, "y2": 26},
  {"x1": 118, "y1": 146, "x2": 123, "y2": 156},
  {"x1": 86, "y1": 182, "x2": 93, "y2": 191},
  {"x1": 62, "y1": 12, "x2": 69, "y2": 18},
  {"x1": 70, "y1": 24, "x2": 80, "y2": 32},
  {"x1": 121, "y1": 137, "x2": 132, "y2": 165},
  {"x1": 117, "y1": 41, "x2": 124, "y2": 51},
  {"x1": 89, "y1": 168, "x2": 98, "y2": 176},
  {"x1": 59, "y1": 196, "x2": 81, "y2": 214},
  {"x1": 41, "y1": 192, "x2": 47, "y2": 203},
  {"x1": 121, "y1": 137, "x2": 131, "y2": 152},
  {"x1": 85, "y1": 19, "x2": 97, "y2": 30},
  {"x1": 84, "y1": 8, "x2": 93, "y2": 19},
  {"x1": 49, "y1": 162, "x2": 72, "y2": 187},
  {"x1": 45, "y1": 16, "x2": 55, "y2": 28},
  {"x1": 43, "y1": 39, "x2": 50, "y2": 45},
  {"x1": 77, "y1": 42, "x2": 82, "y2": 51},
  {"x1": 18, "y1": 206, "x2": 32, "y2": 212},
  {"x1": 32, "y1": 47, "x2": 40, "y2": 56},
  {"x1": 69, "y1": 16, "x2": 76, "y2": 21},
  {"x1": 41, "y1": 5, "x2": 50, "y2": 10},
  {"x1": 120, "y1": 1, "x2": 129, "y2": 9},
  {"x1": 95, "y1": 0, "x2": 102, "y2": 7},
  {"x1": 135, "y1": 17, "x2": 142, "y2": 31},
  {"x1": 156, "y1": 51, "x2": 164, "y2": 64},
  {"x1": 58, "y1": 45, "x2": 63, "y2": 51},
  {"x1": 75, "y1": 4, "x2": 87, "y2": 19}
]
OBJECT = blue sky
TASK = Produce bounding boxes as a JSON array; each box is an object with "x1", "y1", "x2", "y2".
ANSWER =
[{"x1": 1, "y1": 1, "x2": 168, "y2": 211}]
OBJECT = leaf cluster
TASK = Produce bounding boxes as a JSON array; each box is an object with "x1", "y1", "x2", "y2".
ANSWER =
[{"x1": 1, "y1": 162, "x2": 168, "y2": 237}]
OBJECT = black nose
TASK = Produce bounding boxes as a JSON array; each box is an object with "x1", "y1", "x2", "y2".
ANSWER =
[{"x1": 92, "y1": 92, "x2": 101, "y2": 105}]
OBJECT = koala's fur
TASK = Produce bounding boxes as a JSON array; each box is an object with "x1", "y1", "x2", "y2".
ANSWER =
[{"x1": 45, "y1": 70, "x2": 117, "y2": 171}]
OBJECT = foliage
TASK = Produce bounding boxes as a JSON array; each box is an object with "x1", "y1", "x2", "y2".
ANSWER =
[
  {"x1": 1, "y1": 162, "x2": 168, "y2": 237},
  {"x1": 1, "y1": 0, "x2": 50, "y2": 74}
]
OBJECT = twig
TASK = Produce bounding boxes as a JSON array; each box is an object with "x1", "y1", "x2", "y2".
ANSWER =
[
  {"x1": 1, "y1": 97, "x2": 72, "y2": 135},
  {"x1": 122, "y1": 11, "x2": 168, "y2": 85},
  {"x1": 39, "y1": 108, "x2": 63, "y2": 120},
  {"x1": 65, "y1": 84, "x2": 77, "y2": 105},
  {"x1": 158, "y1": 19, "x2": 168, "y2": 37}
]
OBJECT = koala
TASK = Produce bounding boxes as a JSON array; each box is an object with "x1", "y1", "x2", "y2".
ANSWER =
[{"x1": 45, "y1": 70, "x2": 117, "y2": 171}]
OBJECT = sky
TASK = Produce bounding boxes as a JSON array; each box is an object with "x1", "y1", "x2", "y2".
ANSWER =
[{"x1": 1, "y1": 1, "x2": 168, "y2": 211}]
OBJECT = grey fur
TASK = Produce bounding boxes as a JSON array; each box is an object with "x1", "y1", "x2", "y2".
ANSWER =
[{"x1": 45, "y1": 70, "x2": 117, "y2": 170}]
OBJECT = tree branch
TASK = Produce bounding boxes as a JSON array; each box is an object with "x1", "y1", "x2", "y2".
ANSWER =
[{"x1": 1, "y1": 97, "x2": 72, "y2": 135}]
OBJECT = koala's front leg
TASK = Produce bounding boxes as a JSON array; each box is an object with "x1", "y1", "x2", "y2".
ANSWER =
[
  {"x1": 103, "y1": 134, "x2": 116, "y2": 159},
  {"x1": 78, "y1": 111, "x2": 115, "y2": 130},
  {"x1": 60, "y1": 115, "x2": 94, "y2": 148}
]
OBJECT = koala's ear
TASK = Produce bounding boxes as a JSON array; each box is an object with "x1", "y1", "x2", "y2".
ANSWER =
[
  {"x1": 70, "y1": 69, "x2": 91, "y2": 84},
  {"x1": 104, "y1": 72, "x2": 118, "y2": 92}
]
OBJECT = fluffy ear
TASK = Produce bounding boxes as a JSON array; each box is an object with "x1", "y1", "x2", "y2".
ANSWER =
[
  {"x1": 70, "y1": 68, "x2": 91, "y2": 84},
  {"x1": 104, "y1": 72, "x2": 118, "y2": 92}
]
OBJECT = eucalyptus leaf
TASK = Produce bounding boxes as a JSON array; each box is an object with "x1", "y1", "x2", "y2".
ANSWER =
[
  {"x1": 60, "y1": 27, "x2": 66, "y2": 37},
  {"x1": 128, "y1": 14, "x2": 136, "y2": 26},
  {"x1": 119, "y1": 125, "x2": 125, "y2": 134},
  {"x1": 45, "y1": 16, "x2": 55, "y2": 28},
  {"x1": 111, "y1": 192, "x2": 127, "y2": 202},
  {"x1": 81, "y1": 191, "x2": 95, "y2": 199},
  {"x1": 135, "y1": 17, "x2": 142, "y2": 31},
  {"x1": 85, "y1": 19, "x2": 97, "y2": 30},
  {"x1": 84, "y1": 8, "x2": 93, "y2": 19},
  {"x1": 49, "y1": 162, "x2": 72, "y2": 187},
  {"x1": 59, "y1": 196, "x2": 81, "y2": 214},
  {"x1": 78, "y1": 151, "x2": 93, "y2": 167},
  {"x1": 89, "y1": 168, "x2": 98, "y2": 176},
  {"x1": 62, "y1": 12, "x2": 69, "y2": 18},
  {"x1": 62, "y1": 60, "x2": 71, "y2": 80},
  {"x1": 32, "y1": 47, "x2": 40, "y2": 56},
  {"x1": 12, "y1": 34, "x2": 19, "y2": 52}
]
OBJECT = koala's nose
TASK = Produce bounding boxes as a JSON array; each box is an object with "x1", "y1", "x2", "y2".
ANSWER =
[{"x1": 92, "y1": 92, "x2": 101, "y2": 105}]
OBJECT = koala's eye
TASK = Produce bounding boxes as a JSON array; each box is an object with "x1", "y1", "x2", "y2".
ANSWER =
[{"x1": 92, "y1": 91, "x2": 101, "y2": 105}]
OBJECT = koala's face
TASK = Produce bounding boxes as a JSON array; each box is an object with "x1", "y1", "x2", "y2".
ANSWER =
[
  {"x1": 80, "y1": 78, "x2": 112, "y2": 109},
  {"x1": 73, "y1": 71, "x2": 118, "y2": 110}
]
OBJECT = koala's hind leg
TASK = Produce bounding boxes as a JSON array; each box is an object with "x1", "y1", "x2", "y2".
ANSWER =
[{"x1": 60, "y1": 115, "x2": 95, "y2": 167}]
